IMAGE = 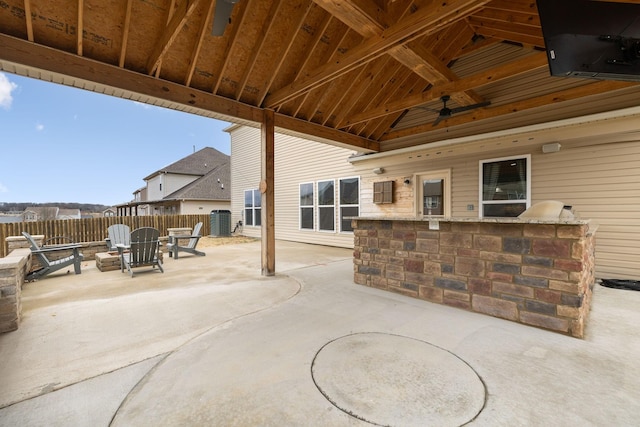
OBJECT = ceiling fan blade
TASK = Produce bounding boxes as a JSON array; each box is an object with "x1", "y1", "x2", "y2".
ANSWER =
[
  {"x1": 432, "y1": 114, "x2": 445, "y2": 126},
  {"x1": 449, "y1": 100, "x2": 491, "y2": 114},
  {"x1": 212, "y1": 0, "x2": 238, "y2": 36}
]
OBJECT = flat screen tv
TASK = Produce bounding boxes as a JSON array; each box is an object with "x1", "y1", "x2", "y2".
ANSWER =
[{"x1": 536, "y1": 0, "x2": 640, "y2": 81}]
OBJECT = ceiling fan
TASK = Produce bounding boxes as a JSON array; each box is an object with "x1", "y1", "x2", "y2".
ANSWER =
[
  {"x1": 212, "y1": 0, "x2": 239, "y2": 37},
  {"x1": 421, "y1": 95, "x2": 491, "y2": 126}
]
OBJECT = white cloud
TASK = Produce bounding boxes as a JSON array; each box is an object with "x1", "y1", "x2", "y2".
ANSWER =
[
  {"x1": 0, "y1": 183, "x2": 8, "y2": 193},
  {"x1": 133, "y1": 101, "x2": 152, "y2": 109},
  {"x1": 0, "y1": 72, "x2": 18, "y2": 110},
  {"x1": 36, "y1": 123, "x2": 44, "y2": 131}
]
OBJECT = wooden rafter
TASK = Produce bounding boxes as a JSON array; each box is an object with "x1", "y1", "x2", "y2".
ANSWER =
[
  {"x1": 154, "y1": 0, "x2": 175, "y2": 78},
  {"x1": 186, "y1": 0, "x2": 216, "y2": 87},
  {"x1": 77, "y1": 0, "x2": 84, "y2": 56},
  {"x1": 0, "y1": 33, "x2": 378, "y2": 152},
  {"x1": 342, "y1": 51, "x2": 549, "y2": 127},
  {"x1": 212, "y1": 0, "x2": 252, "y2": 94},
  {"x1": 382, "y1": 80, "x2": 636, "y2": 141},
  {"x1": 234, "y1": 0, "x2": 284, "y2": 100},
  {"x1": 264, "y1": 0, "x2": 490, "y2": 108},
  {"x1": 255, "y1": 2, "x2": 314, "y2": 106},
  {"x1": 3, "y1": 0, "x2": 640, "y2": 152},
  {"x1": 119, "y1": 0, "x2": 133, "y2": 68},
  {"x1": 147, "y1": 0, "x2": 202, "y2": 75},
  {"x1": 314, "y1": 0, "x2": 480, "y2": 107},
  {"x1": 23, "y1": 0, "x2": 33, "y2": 42}
]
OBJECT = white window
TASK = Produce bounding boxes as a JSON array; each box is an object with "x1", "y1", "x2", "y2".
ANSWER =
[
  {"x1": 317, "y1": 180, "x2": 335, "y2": 231},
  {"x1": 244, "y1": 189, "x2": 261, "y2": 226},
  {"x1": 299, "y1": 182, "x2": 314, "y2": 230},
  {"x1": 339, "y1": 177, "x2": 359, "y2": 232},
  {"x1": 479, "y1": 155, "x2": 531, "y2": 217}
]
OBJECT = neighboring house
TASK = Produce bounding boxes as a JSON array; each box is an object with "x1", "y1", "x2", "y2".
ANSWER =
[
  {"x1": 22, "y1": 207, "x2": 81, "y2": 221},
  {"x1": 102, "y1": 207, "x2": 116, "y2": 217},
  {"x1": 116, "y1": 147, "x2": 231, "y2": 216},
  {"x1": 229, "y1": 107, "x2": 640, "y2": 281}
]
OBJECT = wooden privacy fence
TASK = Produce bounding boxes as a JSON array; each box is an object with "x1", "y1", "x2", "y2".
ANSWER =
[{"x1": 0, "y1": 214, "x2": 211, "y2": 258}]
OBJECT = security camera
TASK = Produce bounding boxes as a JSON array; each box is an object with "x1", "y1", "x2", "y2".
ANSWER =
[{"x1": 404, "y1": 178, "x2": 411, "y2": 185}]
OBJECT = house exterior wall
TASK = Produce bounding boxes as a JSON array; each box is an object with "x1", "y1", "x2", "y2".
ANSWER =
[
  {"x1": 352, "y1": 138, "x2": 640, "y2": 281},
  {"x1": 230, "y1": 124, "x2": 640, "y2": 280},
  {"x1": 231, "y1": 126, "x2": 262, "y2": 239},
  {"x1": 180, "y1": 200, "x2": 231, "y2": 215},
  {"x1": 230, "y1": 126, "x2": 359, "y2": 247},
  {"x1": 146, "y1": 174, "x2": 197, "y2": 201}
]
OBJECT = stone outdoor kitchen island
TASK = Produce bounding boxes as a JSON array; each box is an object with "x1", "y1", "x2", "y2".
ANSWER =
[{"x1": 352, "y1": 217, "x2": 596, "y2": 338}]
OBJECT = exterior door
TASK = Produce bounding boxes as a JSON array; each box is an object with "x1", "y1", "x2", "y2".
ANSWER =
[{"x1": 416, "y1": 170, "x2": 451, "y2": 217}]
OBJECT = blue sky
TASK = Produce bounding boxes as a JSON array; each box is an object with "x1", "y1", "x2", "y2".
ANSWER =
[{"x1": 0, "y1": 71, "x2": 231, "y2": 206}]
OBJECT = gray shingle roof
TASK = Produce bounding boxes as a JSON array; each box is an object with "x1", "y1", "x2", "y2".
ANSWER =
[
  {"x1": 164, "y1": 162, "x2": 230, "y2": 201},
  {"x1": 144, "y1": 147, "x2": 229, "y2": 181}
]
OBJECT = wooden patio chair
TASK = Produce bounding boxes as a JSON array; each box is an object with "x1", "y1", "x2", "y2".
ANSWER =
[
  {"x1": 105, "y1": 224, "x2": 130, "y2": 252},
  {"x1": 117, "y1": 227, "x2": 164, "y2": 277},
  {"x1": 166, "y1": 222, "x2": 206, "y2": 259},
  {"x1": 22, "y1": 231, "x2": 84, "y2": 281}
]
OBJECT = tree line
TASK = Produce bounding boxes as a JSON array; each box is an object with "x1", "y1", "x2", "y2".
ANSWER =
[{"x1": 0, "y1": 202, "x2": 110, "y2": 213}]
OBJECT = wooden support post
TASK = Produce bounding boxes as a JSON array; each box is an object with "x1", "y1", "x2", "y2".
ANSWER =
[{"x1": 261, "y1": 109, "x2": 276, "y2": 276}]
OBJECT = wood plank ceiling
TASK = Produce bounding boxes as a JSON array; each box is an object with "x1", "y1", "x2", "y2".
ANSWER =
[{"x1": 1, "y1": 0, "x2": 639, "y2": 153}]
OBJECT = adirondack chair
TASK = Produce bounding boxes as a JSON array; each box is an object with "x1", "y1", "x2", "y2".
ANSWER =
[
  {"x1": 117, "y1": 227, "x2": 164, "y2": 277},
  {"x1": 105, "y1": 224, "x2": 130, "y2": 252},
  {"x1": 22, "y1": 231, "x2": 84, "y2": 281},
  {"x1": 166, "y1": 222, "x2": 206, "y2": 259}
]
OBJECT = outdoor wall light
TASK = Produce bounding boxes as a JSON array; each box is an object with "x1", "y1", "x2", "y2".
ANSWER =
[
  {"x1": 404, "y1": 178, "x2": 411, "y2": 185},
  {"x1": 542, "y1": 142, "x2": 562, "y2": 153},
  {"x1": 373, "y1": 167, "x2": 385, "y2": 175}
]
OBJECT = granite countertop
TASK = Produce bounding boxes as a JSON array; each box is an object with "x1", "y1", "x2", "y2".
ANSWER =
[{"x1": 352, "y1": 216, "x2": 592, "y2": 226}]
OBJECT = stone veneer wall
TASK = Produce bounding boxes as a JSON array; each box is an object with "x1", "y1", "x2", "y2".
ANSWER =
[
  {"x1": 0, "y1": 249, "x2": 30, "y2": 333},
  {"x1": 353, "y1": 219, "x2": 595, "y2": 338}
]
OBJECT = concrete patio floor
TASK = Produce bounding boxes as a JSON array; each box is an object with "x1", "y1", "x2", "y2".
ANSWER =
[{"x1": 0, "y1": 240, "x2": 639, "y2": 426}]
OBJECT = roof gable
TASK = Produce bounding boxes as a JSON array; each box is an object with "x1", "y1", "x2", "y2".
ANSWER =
[
  {"x1": 144, "y1": 147, "x2": 230, "y2": 181},
  {"x1": 164, "y1": 162, "x2": 230, "y2": 201}
]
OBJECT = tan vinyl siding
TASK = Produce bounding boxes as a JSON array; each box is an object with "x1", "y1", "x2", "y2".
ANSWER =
[
  {"x1": 532, "y1": 141, "x2": 640, "y2": 280},
  {"x1": 230, "y1": 126, "x2": 262, "y2": 238},
  {"x1": 353, "y1": 139, "x2": 640, "y2": 280},
  {"x1": 230, "y1": 126, "x2": 360, "y2": 247},
  {"x1": 232, "y1": 123, "x2": 640, "y2": 279}
]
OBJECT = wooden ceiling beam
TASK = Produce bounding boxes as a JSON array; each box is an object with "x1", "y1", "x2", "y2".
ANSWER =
[
  {"x1": 0, "y1": 33, "x2": 378, "y2": 153},
  {"x1": 155, "y1": 0, "x2": 178, "y2": 78},
  {"x1": 77, "y1": 0, "x2": 84, "y2": 56},
  {"x1": 234, "y1": 0, "x2": 283, "y2": 100},
  {"x1": 146, "y1": 0, "x2": 202, "y2": 75},
  {"x1": 256, "y1": 2, "x2": 315, "y2": 106},
  {"x1": 382, "y1": 80, "x2": 636, "y2": 141},
  {"x1": 313, "y1": 0, "x2": 481, "y2": 106},
  {"x1": 472, "y1": 7, "x2": 540, "y2": 28},
  {"x1": 331, "y1": 56, "x2": 395, "y2": 129},
  {"x1": 264, "y1": 0, "x2": 490, "y2": 108},
  {"x1": 467, "y1": 16, "x2": 542, "y2": 39},
  {"x1": 119, "y1": 0, "x2": 133, "y2": 68},
  {"x1": 212, "y1": 0, "x2": 252, "y2": 94},
  {"x1": 186, "y1": 0, "x2": 215, "y2": 87},
  {"x1": 343, "y1": 51, "x2": 549, "y2": 127},
  {"x1": 484, "y1": 0, "x2": 538, "y2": 15},
  {"x1": 23, "y1": 0, "x2": 33, "y2": 42}
]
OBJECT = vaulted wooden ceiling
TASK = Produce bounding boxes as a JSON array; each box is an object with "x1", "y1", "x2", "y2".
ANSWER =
[{"x1": 1, "y1": 0, "x2": 639, "y2": 153}]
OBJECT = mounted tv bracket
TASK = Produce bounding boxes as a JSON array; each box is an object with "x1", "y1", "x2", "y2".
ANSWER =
[{"x1": 599, "y1": 35, "x2": 640, "y2": 65}]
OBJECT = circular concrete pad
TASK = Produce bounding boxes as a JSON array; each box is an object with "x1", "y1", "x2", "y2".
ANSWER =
[{"x1": 311, "y1": 333, "x2": 485, "y2": 426}]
